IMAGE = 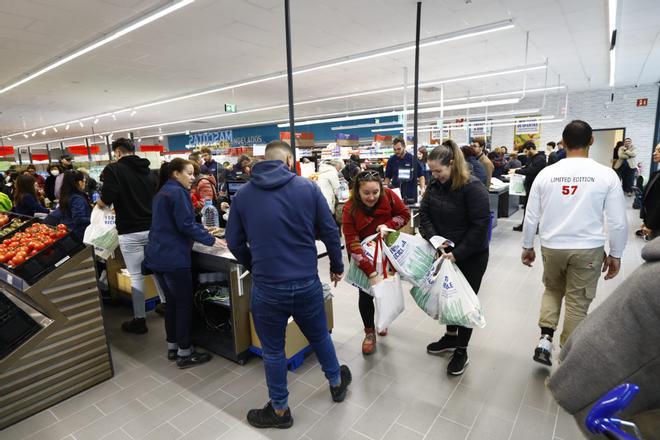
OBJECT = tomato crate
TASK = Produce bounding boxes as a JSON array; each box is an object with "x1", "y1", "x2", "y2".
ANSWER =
[{"x1": 0, "y1": 223, "x2": 86, "y2": 285}]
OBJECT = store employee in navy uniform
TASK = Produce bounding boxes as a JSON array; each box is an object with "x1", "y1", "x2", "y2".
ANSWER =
[{"x1": 385, "y1": 137, "x2": 425, "y2": 203}]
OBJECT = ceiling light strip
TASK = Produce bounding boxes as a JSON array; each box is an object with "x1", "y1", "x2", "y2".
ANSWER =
[{"x1": 0, "y1": 0, "x2": 195, "y2": 96}]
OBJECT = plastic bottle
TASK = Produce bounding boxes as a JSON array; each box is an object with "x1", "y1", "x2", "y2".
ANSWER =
[{"x1": 201, "y1": 199, "x2": 219, "y2": 228}]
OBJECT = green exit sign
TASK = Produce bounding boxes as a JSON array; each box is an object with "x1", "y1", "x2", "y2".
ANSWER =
[{"x1": 225, "y1": 103, "x2": 237, "y2": 113}]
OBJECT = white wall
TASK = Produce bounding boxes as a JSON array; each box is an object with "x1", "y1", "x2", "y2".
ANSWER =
[{"x1": 490, "y1": 84, "x2": 659, "y2": 177}]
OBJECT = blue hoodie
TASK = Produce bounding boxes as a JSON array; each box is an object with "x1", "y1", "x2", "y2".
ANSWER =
[
  {"x1": 226, "y1": 160, "x2": 344, "y2": 283},
  {"x1": 144, "y1": 179, "x2": 215, "y2": 272}
]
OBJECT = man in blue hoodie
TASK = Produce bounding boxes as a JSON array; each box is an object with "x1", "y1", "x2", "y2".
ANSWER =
[{"x1": 226, "y1": 141, "x2": 351, "y2": 429}]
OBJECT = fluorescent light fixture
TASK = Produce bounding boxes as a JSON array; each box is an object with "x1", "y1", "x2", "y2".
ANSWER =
[
  {"x1": 130, "y1": 110, "x2": 137, "y2": 117},
  {"x1": 332, "y1": 121, "x2": 402, "y2": 131},
  {"x1": 65, "y1": 124, "x2": 70, "y2": 130},
  {"x1": 78, "y1": 121, "x2": 84, "y2": 127},
  {"x1": 421, "y1": 64, "x2": 546, "y2": 87},
  {"x1": 158, "y1": 135, "x2": 163, "y2": 141},
  {"x1": 52, "y1": 126, "x2": 58, "y2": 133},
  {"x1": 0, "y1": 0, "x2": 195, "y2": 95},
  {"x1": 31, "y1": 132, "x2": 36, "y2": 137},
  {"x1": 112, "y1": 113, "x2": 117, "y2": 120},
  {"x1": 23, "y1": 134, "x2": 28, "y2": 139},
  {"x1": 94, "y1": 118, "x2": 99, "y2": 124},
  {"x1": 6, "y1": 137, "x2": 11, "y2": 141},
  {"x1": 608, "y1": 0, "x2": 617, "y2": 87},
  {"x1": 609, "y1": 47, "x2": 616, "y2": 87},
  {"x1": 137, "y1": 138, "x2": 142, "y2": 142}
]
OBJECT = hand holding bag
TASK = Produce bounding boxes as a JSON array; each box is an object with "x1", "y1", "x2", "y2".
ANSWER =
[
  {"x1": 371, "y1": 236, "x2": 405, "y2": 332},
  {"x1": 437, "y1": 260, "x2": 486, "y2": 328},
  {"x1": 83, "y1": 205, "x2": 119, "y2": 260}
]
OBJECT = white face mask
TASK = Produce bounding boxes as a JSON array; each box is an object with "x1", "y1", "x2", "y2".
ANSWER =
[{"x1": 51, "y1": 170, "x2": 60, "y2": 176}]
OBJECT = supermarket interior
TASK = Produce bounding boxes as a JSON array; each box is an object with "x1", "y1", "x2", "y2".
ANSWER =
[{"x1": 0, "y1": 0, "x2": 659, "y2": 439}]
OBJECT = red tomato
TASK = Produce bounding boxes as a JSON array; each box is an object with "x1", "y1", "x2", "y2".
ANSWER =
[{"x1": 11, "y1": 255, "x2": 24, "y2": 266}]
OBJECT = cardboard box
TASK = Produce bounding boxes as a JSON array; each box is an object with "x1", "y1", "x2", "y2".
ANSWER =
[
  {"x1": 116, "y1": 271, "x2": 160, "y2": 300},
  {"x1": 250, "y1": 297, "x2": 333, "y2": 359}
]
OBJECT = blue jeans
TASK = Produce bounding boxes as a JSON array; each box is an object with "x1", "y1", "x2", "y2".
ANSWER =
[{"x1": 251, "y1": 276, "x2": 340, "y2": 410}]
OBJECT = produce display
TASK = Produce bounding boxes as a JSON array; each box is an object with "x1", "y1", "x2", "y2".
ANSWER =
[
  {"x1": 0, "y1": 223, "x2": 68, "y2": 267},
  {"x1": 0, "y1": 218, "x2": 29, "y2": 237}
]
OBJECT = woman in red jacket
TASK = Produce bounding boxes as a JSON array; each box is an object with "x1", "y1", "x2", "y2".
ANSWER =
[{"x1": 342, "y1": 170, "x2": 411, "y2": 354}]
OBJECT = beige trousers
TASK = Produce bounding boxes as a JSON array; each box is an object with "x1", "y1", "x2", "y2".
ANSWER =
[{"x1": 538, "y1": 246, "x2": 605, "y2": 346}]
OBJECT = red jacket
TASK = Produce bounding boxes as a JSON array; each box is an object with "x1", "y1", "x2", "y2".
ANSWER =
[{"x1": 342, "y1": 188, "x2": 410, "y2": 276}]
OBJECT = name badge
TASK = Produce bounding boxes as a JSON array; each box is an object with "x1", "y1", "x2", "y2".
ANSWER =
[{"x1": 398, "y1": 167, "x2": 412, "y2": 181}]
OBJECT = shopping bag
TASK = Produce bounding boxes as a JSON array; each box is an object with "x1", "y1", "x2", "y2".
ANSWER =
[
  {"x1": 437, "y1": 261, "x2": 486, "y2": 328},
  {"x1": 410, "y1": 258, "x2": 444, "y2": 319},
  {"x1": 509, "y1": 174, "x2": 526, "y2": 196},
  {"x1": 381, "y1": 228, "x2": 436, "y2": 287},
  {"x1": 345, "y1": 233, "x2": 380, "y2": 293},
  {"x1": 372, "y1": 240, "x2": 405, "y2": 332},
  {"x1": 83, "y1": 205, "x2": 119, "y2": 260}
]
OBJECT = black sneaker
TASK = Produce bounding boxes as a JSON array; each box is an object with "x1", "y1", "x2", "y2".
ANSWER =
[
  {"x1": 176, "y1": 351, "x2": 212, "y2": 369},
  {"x1": 330, "y1": 365, "x2": 352, "y2": 402},
  {"x1": 155, "y1": 303, "x2": 166, "y2": 316},
  {"x1": 247, "y1": 401, "x2": 293, "y2": 429},
  {"x1": 447, "y1": 348, "x2": 469, "y2": 375},
  {"x1": 427, "y1": 334, "x2": 457, "y2": 355},
  {"x1": 167, "y1": 349, "x2": 177, "y2": 361},
  {"x1": 512, "y1": 224, "x2": 523, "y2": 232},
  {"x1": 533, "y1": 335, "x2": 553, "y2": 366},
  {"x1": 121, "y1": 318, "x2": 148, "y2": 334}
]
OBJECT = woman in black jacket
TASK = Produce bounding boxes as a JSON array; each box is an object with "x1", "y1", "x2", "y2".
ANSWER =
[
  {"x1": 419, "y1": 139, "x2": 491, "y2": 376},
  {"x1": 640, "y1": 143, "x2": 660, "y2": 240}
]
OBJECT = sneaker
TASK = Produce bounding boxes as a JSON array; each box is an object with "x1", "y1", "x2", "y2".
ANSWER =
[
  {"x1": 121, "y1": 318, "x2": 148, "y2": 334},
  {"x1": 330, "y1": 365, "x2": 353, "y2": 402},
  {"x1": 427, "y1": 334, "x2": 457, "y2": 355},
  {"x1": 378, "y1": 328, "x2": 388, "y2": 337},
  {"x1": 155, "y1": 303, "x2": 166, "y2": 316},
  {"x1": 447, "y1": 348, "x2": 469, "y2": 375},
  {"x1": 635, "y1": 229, "x2": 644, "y2": 237},
  {"x1": 247, "y1": 401, "x2": 293, "y2": 429},
  {"x1": 167, "y1": 349, "x2": 177, "y2": 361},
  {"x1": 533, "y1": 335, "x2": 553, "y2": 366},
  {"x1": 362, "y1": 329, "x2": 377, "y2": 355},
  {"x1": 176, "y1": 351, "x2": 212, "y2": 369},
  {"x1": 512, "y1": 224, "x2": 523, "y2": 232}
]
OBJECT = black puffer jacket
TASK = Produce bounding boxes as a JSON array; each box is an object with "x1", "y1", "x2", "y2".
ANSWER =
[
  {"x1": 419, "y1": 175, "x2": 490, "y2": 262},
  {"x1": 515, "y1": 151, "x2": 547, "y2": 193}
]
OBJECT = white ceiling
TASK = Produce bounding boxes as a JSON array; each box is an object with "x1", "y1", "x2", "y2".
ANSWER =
[{"x1": 0, "y1": 0, "x2": 658, "y2": 146}]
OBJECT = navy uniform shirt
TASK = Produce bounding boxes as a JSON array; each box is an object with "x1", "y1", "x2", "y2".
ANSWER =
[{"x1": 385, "y1": 152, "x2": 423, "y2": 201}]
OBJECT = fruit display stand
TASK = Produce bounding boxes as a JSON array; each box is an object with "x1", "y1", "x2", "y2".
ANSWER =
[{"x1": 0, "y1": 218, "x2": 112, "y2": 429}]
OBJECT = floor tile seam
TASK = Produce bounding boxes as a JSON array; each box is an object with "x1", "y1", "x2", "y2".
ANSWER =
[
  {"x1": 463, "y1": 400, "x2": 486, "y2": 439},
  {"x1": 504, "y1": 368, "x2": 534, "y2": 440},
  {"x1": 137, "y1": 421, "x2": 183, "y2": 440},
  {"x1": 220, "y1": 375, "x2": 264, "y2": 400},
  {"x1": 380, "y1": 408, "x2": 427, "y2": 440},
  {"x1": 170, "y1": 407, "x2": 225, "y2": 436},
  {"x1": 420, "y1": 377, "x2": 464, "y2": 438},
  {"x1": 25, "y1": 403, "x2": 106, "y2": 440},
  {"x1": 345, "y1": 379, "x2": 397, "y2": 438},
  {"x1": 551, "y1": 407, "x2": 561, "y2": 440}
]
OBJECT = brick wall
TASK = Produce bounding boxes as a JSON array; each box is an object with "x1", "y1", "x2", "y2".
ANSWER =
[{"x1": 490, "y1": 84, "x2": 659, "y2": 177}]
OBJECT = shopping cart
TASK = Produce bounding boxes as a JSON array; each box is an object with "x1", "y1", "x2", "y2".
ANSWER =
[{"x1": 585, "y1": 383, "x2": 643, "y2": 439}]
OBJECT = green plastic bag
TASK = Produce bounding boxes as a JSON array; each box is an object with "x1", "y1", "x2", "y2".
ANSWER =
[
  {"x1": 382, "y1": 229, "x2": 436, "y2": 287},
  {"x1": 0, "y1": 193, "x2": 12, "y2": 212}
]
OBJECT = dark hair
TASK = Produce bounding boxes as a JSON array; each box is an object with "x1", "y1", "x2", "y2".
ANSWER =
[
  {"x1": 238, "y1": 154, "x2": 251, "y2": 164},
  {"x1": 48, "y1": 164, "x2": 62, "y2": 174},
  {"x1": 59, "y1": 170, "x2": 87, "y2": 216},
  {"x1": 460, "y1": 145, "x2": 478, "y2": 157},
  {"x1": 418, "y1": 147, "x2": 428, "y2": 163},
  {"x1": 349, "y1": 154, "x2": 360, "y2": 163},
  {"x1": 349, "y1": 170, "x2": 384, "y2": 216},
  {"x1": 167, "y1": 158, "x2": 192, "y2": 178},
  {"x1": 393, "y1": 137, "x2": 405, "y2": 147},
  {"x1": 562, "y1": 120, "x2": 593, "y2": 150},
  {"x1": 501, "y1": 146, "x2": 508, "y2": 153},
  {"x1": 60, "y1": 155, "x2": 72, "y2": 162},
  {"x1": 624, "y1": 137, "x2": 631, "y2": 141},
  {"x1": 547, "y1": 141, "x2": 556, "y2": 148},
  {"x1": 14, "y1": 174, "x2": 38, "y2": 205},
  {"x1": 158, "y1": 161, "x2": 170, "y2": 190},
  {"x1": 473, "y1": 138, "x2": 486, "y2": 149},
  {"x1": 200, "y1": 147, "x2": 212, "y2": 156},
  {"x1": 188, "y1": 152, "x2": 201, "y2": 162},
  {"x1": 615, "y1": 140, "x2": 624, "y2": 148},
  {"x1": 429, "y1": 140, "x2": 470, "y2": 190},
  {"x1": 522, "y1": 141, "x2": 537, "y2": 151},
  {"x1": 191, "y1": 161, "x2": 201, "y2": 177},
  {"x1": 111, "y1": 137, "x2": 135, "y2": 153},
  {"x1": 26, "y1": 164, "x2": 36, "y2": 172},
  {"x1": 265, "y1": 140, "x2": 292, "y2": 161}
]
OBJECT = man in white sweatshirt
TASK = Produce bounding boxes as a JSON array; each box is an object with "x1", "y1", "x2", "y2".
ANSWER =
[{"x1": 520, "y1": 120, "x2": 628, "y2": 366}]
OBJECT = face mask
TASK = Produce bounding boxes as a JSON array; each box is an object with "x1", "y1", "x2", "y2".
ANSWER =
[{"x1": 51, "y1": 170, "x2": 60, "y2": 176}]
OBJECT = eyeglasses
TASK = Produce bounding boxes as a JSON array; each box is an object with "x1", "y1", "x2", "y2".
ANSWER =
[{"x1": 357, "y1": 171, "x2": 380, "y2": 181}]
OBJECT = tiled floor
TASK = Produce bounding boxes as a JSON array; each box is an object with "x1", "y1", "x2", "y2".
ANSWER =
[{"x1": 2, "y1": 205, "x2": 648, "y2": 440}]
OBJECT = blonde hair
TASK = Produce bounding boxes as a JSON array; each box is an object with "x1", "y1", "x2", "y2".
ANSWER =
[{"x1": 429, "y1": 140, "x2": 470, "y2": 190}]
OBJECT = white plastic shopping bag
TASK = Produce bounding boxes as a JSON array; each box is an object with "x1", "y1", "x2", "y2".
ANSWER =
[
  {"x1": 509, "y1": 174, "x2": 526, "y2": 196},
  {"x1": 381, "y1": 228, "x2": 436, "y2": 287},
  {"x1": 437, "y1": 261, "x2": 486, "y2": 328},
  {"x1": 83, "y1": 205, "x2": 119, "y2": 260},
  {"x1": 371, "y1": 237, "x2": 405, "y2": 331},
  {"x1": 345, "y1": 233, "x2": 380, "y2": 293},
  {"x1": 410, "y1": 258, "x2": 443, "y2": 319}
]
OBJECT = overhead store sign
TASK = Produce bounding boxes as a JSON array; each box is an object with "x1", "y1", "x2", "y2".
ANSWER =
[
  {"x1": 225, "y1": 103, "x2": 237, "y2": 113},
  {"x1": 636, "y1": 98, "x2": 648, "y2": 107},
  {"x1": 187, "y1": 130, "x2": 233, "y2": 147},
  {"x1": 513, "y1": 117, "x2": 541, "y2": 149}
]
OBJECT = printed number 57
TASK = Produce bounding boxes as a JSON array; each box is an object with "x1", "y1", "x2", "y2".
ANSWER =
[{"x1": 562, "y1": 185, "x2": 578, "y2": 195}]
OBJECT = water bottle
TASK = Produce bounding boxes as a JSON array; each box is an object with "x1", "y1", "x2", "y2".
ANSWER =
[{"x1": 201, "y1": 199, "x2": 219, "y2": 228}]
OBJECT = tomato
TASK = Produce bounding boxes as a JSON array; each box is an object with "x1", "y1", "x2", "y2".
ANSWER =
[
  {"x1": 29, "y1": 249, "x2": 38, "y2": 256},
  {"x1": 11, "y1": 255, "x2": 24, "y2": 266},
  {"x1": 57, "y1": 224, "x2": 67, "y2": 231}
]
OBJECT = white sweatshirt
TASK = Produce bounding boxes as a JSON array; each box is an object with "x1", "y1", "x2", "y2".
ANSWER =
[{"x1": 522, "y1": 157, "x2": 628, "y2": 258}]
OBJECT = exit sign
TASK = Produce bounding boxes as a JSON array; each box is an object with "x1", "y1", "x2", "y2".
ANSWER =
[
  {"x1": 637, "y1": 98, "x2": 648, "y2": 107},
  {"x1": 224, "y1": 103, "x2": 237, "y2": 113}
]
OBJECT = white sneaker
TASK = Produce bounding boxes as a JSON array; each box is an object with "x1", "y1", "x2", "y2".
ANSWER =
[{"x1": 533, "y1": 335, "x2": 553, "y2": 366}]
